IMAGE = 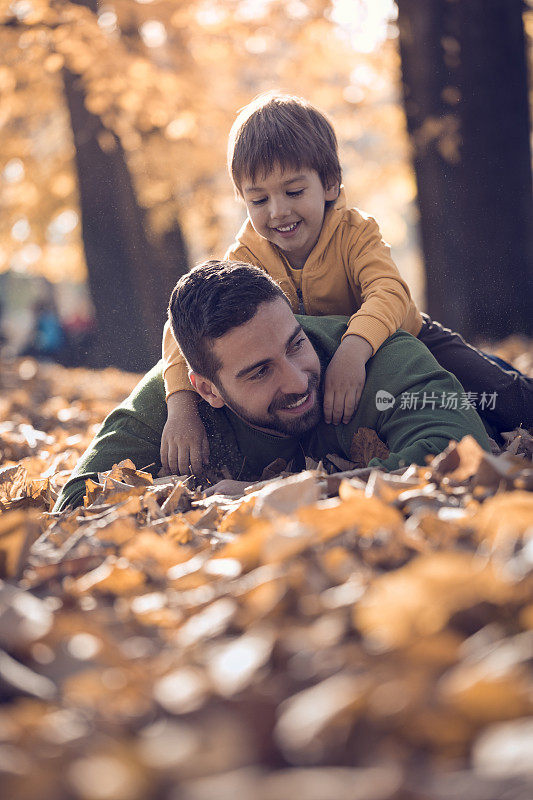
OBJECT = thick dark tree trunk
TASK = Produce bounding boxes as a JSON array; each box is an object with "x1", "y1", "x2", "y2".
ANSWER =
[
  {"x1": 396, "y1": 0, "x2": 533, "y2": 340},
  {"x1": 61, "y1": 0, "x2": 188, "y2": 371}
]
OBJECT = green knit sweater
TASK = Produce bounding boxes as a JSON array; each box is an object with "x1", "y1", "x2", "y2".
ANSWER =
[{"x1": 54, "y1": 316, "x2": 489, "y2": 511}]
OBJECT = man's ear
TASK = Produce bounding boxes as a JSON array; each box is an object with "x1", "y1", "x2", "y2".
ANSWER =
[
  {"x1": 189, "y1": 372, "x2": 225, "y2": 408},
  {"x1": 325, "y1": 181, "x2": 340, "y2": 202}
]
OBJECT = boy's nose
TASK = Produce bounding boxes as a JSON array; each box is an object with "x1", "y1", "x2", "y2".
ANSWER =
[{"x1": 269, "y1": 196, "x2": 291, "y2": 222}]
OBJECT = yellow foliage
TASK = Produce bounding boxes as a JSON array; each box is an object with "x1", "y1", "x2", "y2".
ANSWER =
[
  {"x1": 298, "y1": 493, "x2": 404, "y2": 541},
  {"x1": 0, "y1": 0, "x2": 415, "y2": 284}
]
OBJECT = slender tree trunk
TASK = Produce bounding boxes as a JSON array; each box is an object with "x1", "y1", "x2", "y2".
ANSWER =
[
  {"x1": 397, "y1": 0, "x2": 533, "y2": 340},
  {"x1": 61, "y1": 1, "x2": 188, "y2": 371}
]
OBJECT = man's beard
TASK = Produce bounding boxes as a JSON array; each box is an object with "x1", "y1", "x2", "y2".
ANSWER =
[{"x1": 218, "y1": 371, "x2": 322, "y2": 436}]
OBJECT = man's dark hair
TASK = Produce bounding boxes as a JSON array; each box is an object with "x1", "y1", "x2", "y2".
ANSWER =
[
  {"x1": 168, "y1": 260, "x2": 288, "y2": 382},
  {"x1": 228, "y1": 92, "x2": 342, "y2": 196}
]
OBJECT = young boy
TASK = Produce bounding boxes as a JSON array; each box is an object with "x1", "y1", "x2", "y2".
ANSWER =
[{"x1": 160, "y1": 92, "x2": 533, "y2": 476}]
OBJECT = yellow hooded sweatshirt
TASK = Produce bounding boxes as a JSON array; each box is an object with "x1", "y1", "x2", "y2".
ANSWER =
[{"x1": 162, "y1": 189, "x2": 423, "y2": 398}]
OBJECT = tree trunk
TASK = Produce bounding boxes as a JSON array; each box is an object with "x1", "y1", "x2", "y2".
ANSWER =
[
  {"x1": 396, "y1": 0, "x2": 533, "y2": 340},
  {"x1": 61, "y1": 0, "x2": 188, "y2": 371}
]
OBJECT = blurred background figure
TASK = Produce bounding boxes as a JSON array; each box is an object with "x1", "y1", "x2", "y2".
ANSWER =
[
  {"x1": 0, "y1": 272, "x2": 95, "y2": 365},
  {"x1": 28, "y1": 297, "x2": 66, "y2": 361}
]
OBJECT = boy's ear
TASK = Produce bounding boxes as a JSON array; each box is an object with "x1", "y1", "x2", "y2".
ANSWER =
[
  {"x1": 325, "y1": 182, "x2": 340, "y2": 202},
  {"x1": 189, "y1": 372, "x2": 225, "y2": 408}
]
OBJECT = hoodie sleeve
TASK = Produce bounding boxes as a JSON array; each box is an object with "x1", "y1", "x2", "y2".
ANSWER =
[
  {"x1": 162, "y1": 318, "x2": 194, "y2": 399},
  {"x1": 342, "y1": 214, "x2": 417, "y2": 353},
  {"x1": 54, "y1": 363, "x2": 168, "y2": 511}
]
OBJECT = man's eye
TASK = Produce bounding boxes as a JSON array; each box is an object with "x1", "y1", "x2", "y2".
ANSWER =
[
  {"x1": 250, "y1": 365, "x2": 269, "y2": 380},
  {"x1": 287, "y1": 189, "x2": 304, "y2": 197},
  {"x1": 288, "y1": 337, "x2": 305, "y2": 354}
]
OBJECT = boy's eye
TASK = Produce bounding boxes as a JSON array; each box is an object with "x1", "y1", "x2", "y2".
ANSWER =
[
  {"x1": 251, "y1": 197, "x2": 267, "y2": 206},
  {"x1": 287, "y1": 189, "x2": 304, "y2": 197}
]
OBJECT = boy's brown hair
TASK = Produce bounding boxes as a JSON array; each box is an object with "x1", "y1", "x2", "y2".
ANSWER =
[{"x1": 228, "y1": 92, "x2": 342, "y2": 196}]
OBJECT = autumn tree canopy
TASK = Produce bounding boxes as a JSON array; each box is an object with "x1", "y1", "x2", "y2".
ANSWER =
[
  {"x1": 2, "y1": 0, "x2": 530, "y2": 363},
  {"x1": 0, "y1": 0, "x2": 417, "y2": 288}
]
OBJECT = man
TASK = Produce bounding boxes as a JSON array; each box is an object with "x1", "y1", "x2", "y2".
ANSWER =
[{"x1": 54, "y1": 261, "x2": 490, "y2": 511}]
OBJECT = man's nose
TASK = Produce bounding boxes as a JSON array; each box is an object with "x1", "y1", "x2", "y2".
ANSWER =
[{"x1": 278, "y1": 359, "x2": 308, "y2": 395}]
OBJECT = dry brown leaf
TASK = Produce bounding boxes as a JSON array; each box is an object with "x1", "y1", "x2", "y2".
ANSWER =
[
  {"x1": 164, "y1": 514, "x2": 195, "y2": 543},
  {"x1": 474, "y1": 452, "x2": 533, "y2": 492},
  {"x1": 0, "y1": 464, "x2": 27, "y2": 502},
  {"x1": 297, "y1": 493, "x2": 404, "y2": 542},
  {"x1": 69, "y1": 556, "x2": 146, "y2": 596},
  {"x1": 439, "y1": 658, "x2": 533, "y2": 724},
  {"x1": 469, "y1": 491, "x2": 533, "y2": 547},
  {"x1": 174, "y1": 599, "x2": 237, "y2": 648},
  {"x1": 472, "y1": 717, "x2": 533, "y2": 778},
  {"x1": 430, "y1": 435, "x2": 486, "y2": 483},
  {"x1": 354, "y1": 553, "x2": 515, "y2": 649},
  {"x1": 153, "y1": 666, "x2": 209, "y2": 714},
  {"x1": 0, "y1": 580, "x2": 54, "y2": 651},
  {"x1": 275, "y1": 672, "x2": 371, "y2": 759},
  {"x1": 325, "y1": 453, "x2": 357, "y2": 472},
  {"x1": 213, "y1": 520, "x2": 274, "y2": 571},
  {"x1": 0, "y1": 509, "x2": 42, "y2": 579},
  {"x1": 219, "y1": 495, "x2": 257, "y2": 534},
  {"x1": 160, "y1": 482, "x2": 191, "y2": 514},
  {"x1": 100, "y1": 460, "x2": 153, "y2": 488},
  {"x1": 252, "y1": 471, "x2": 321, "y2": 517},
  {"x1": 236, "y1": 570, "x2": 288, "y2": 625},
  {"x1": 349, "y1": 427, "x2": 390, "y2": 468},
  {"x1": 501, "y1": 428, "x2": 533, "y2": 458},
  {"x1": 206, "y1": 628, "x2": 274, "y2": 696},
  {"x1": 62, "y1": 668, "x2": 152, "y2": 721},
  {"x1": 122, "y1": 531, "x2": 194, "y2": 571},
  {"x1": 260, "y1": 521, "x2": 315, "y2": 564},
  {"x1": 260, "y1": 458, "x2": 289, "y2": 481},
  {"x1": 92, "y1": 517, "x2": 139, "y2": 546},
  {"x1": 359, "y1": 471, "x2": 418, "y2": 505}
]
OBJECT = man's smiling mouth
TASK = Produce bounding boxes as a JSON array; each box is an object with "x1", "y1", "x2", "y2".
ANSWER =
[
  {"x1": 284, "y1": 392, "x2": 309, "y2": 409},
  {"x1": 268, "y1": 374, "x2": 320, "y2": 419},
  {"x1": 277, "y1": 390, "x2": 316, "y2": 416}
]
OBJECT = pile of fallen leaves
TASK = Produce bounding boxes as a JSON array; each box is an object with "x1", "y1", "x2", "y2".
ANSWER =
[{"x1": 1, "y1": 349, "x2": 533, "y2": 800}]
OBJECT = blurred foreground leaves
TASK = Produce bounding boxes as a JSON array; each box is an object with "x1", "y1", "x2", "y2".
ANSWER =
[{"x1": 0, "y1": 348, "x2": 533, "y2": 800}]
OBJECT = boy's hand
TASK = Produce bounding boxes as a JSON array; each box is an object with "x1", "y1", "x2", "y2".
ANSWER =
[
  {"x1": 323, "y1": 335, "x2": 373, "y2": 424},
  {"x1": 160, "y1": 391, "x2": 209, "y2": 476}
]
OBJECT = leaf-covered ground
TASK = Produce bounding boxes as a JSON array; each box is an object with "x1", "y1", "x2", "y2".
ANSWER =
[{"x1": 1, "y1": 342, "x2": 533, "y2": 800}]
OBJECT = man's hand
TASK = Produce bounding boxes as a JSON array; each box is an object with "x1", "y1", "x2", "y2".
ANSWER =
[
  {"x1": 160, "y1": 390, "x2": 209, "y2": 476},
  {"x1": 323, "y1": 334, "x2": 373, "y2": 424}
]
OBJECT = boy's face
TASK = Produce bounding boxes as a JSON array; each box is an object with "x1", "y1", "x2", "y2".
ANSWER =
[{"x1": 241, "y1": 165, "x2": 338, "y2": 268}]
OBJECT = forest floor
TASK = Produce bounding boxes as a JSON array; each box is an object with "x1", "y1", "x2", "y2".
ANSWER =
[{"x1": 0, "y1": 337, "x2": 532, "y2": 800}]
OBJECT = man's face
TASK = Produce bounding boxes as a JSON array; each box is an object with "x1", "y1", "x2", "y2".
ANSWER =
[{"x1": 200, "y1": 298, "x2": 322, "y2": 436}]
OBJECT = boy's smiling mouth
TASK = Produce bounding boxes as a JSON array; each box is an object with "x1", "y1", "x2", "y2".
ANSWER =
[{"x1": 274, "y1": 221, "x2": 300, "y2": 234}]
